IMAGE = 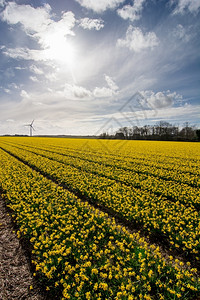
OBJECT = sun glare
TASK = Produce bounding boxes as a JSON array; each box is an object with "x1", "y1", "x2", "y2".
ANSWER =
[{"x1": 45, "y1": 35, "x2": 76, "y2": 66}]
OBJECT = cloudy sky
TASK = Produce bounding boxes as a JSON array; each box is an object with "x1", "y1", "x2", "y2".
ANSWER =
[{"x1": 0, "y1": 0, "x2": 199, "y2": 136}]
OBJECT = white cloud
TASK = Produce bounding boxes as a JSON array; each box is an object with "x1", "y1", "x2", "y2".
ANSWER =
[
  {"x1": 117, "y1": 0, "x2": 146, "y2": 21},
  {"x1": 2, "y1": 47, "x2": 46, "y2": 61},
  {"x1": 172, "y1": 0, "x2": 200, "y2": 14},
  {"x1": 93, "y1": 87, "x2": 114, "y2": 98},
  {"x1": 61, "y1": 84, "x2": 92, "y2": 99},
  {"x1": 0, "y1": 3, "x2": 76, "y2": 63},
  {"x1": 140, "y1": 90, "x2": 183, "y2": 109},
  {"x1": 51, "y1": 74, "x2": 119, "y2": 100},
  {"x1": 149, "y1": 92, "x2": 173, "y2": 109},
  {"x1": 30, "y1": 65, "x2": 44, "y2": 75},
  {"x1": 45, "y1": 72, "x2": 58, "y2": 82},
  {"x1": 34, "y1": 11, "x2": 75, "y2": 49},
  {"x1": 45, "y1": 71, "x2": 59, "y2": 82},
  {"x1": 2, "y1": 44, "x2": 76, "y2": 63},
  {"x1": 30, "y1": 76, "x2": 39, "y2": 82},
  {"x1": 6, "y1": 119, "x2": 15, "y2": 122},
  {"x1": 173, "y1": 24, "x2": 190, "y2": 41},
  {"x1": 112, "y1": 103, "x2": 200, "y2": 124},
  {"x1": 93, "y1": 75, "x2": 119, "y2": 98},
  {"x1": 79, "y1": 18, "x2": 104, "y2": 30},
  {"x1": 4, "y1": 88, "x2": 11, "y2": 94},
  {"x1": 105, "y1": 75, "x2": 119, "y2": 91},
  {"x1": 0, "y1": 2, "x2": 52, "y2": 33},
  {"x1": 20, "y1": 89, "x2": 30, "y2": 98},
  {"x1": 14, "y1": 66, "x2": 26, "y2": 70},
  {"x1": 167, "y1": 91, "x2": 183, "y2": 103},
  {"x1": 8, "y1": 83, "x2": 19, "y2": 89},
  {"x1": 60, "y1": 80, "x2": 119, "y2": 99},
  {"x1": 74, "y1": 0, "x2": 125, "y2": 13},
  {"x1": 117, "y1": 26, "x2": 159, "y2": 52},
  {"x1": 0, "y1": 88, "x2": 199, "y2": 136}
]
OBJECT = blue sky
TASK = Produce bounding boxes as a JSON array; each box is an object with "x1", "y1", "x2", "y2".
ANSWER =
[{"x1": 0, "y1": 0, "x2": 199, "y2": 136}]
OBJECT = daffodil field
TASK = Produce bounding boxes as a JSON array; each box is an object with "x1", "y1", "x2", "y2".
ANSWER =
[{"x1": 0, "y1": 137, "x2": 199, "y2": 299}]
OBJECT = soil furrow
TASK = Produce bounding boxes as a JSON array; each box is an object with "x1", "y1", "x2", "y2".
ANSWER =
[{"x1": 0, "y1": 195, "x2": 45, "y2": 300}]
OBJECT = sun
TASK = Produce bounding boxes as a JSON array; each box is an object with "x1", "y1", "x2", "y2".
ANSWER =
[{"x1": 44, "y1": 35, "x2": 76, "y2": 66}]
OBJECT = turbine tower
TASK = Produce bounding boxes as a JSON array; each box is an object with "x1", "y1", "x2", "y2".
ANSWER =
[{"x1": 25, "y1": 120, "x2": 35, "y2": 137}]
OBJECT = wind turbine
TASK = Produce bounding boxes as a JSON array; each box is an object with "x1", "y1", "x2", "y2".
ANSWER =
[{"x1": 25, "y1": 120, "x2": 35, "y2": 137}]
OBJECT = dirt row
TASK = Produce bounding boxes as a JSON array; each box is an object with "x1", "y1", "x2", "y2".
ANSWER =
[{"x1": 0, "y1": 196, "x2": 45, "y2": 300}]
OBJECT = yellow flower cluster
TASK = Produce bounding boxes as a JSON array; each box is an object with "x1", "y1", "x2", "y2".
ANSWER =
[
  {"x1": 0, "y1": 137, "x2": 199, "y2": 299},
  {"x1": 1, "y1": 138, "x2": 199, "y2": 260},
  {"x1": 12, "y1": 138, "x2": 200, "y2": 199}
]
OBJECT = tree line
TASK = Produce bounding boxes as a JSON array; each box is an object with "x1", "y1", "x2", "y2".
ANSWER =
[{"x1": 99, "y1": 122, "x2": 200, "y2": 141}]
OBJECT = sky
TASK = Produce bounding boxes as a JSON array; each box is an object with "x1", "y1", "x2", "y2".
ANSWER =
[{"x1": 0, "y1": 0, "x2": 199, "y2": 136}]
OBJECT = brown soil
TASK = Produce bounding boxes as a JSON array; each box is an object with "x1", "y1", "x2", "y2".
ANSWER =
[{"x1": 0, "y1": 197, "x2": 44, "y2": 300}]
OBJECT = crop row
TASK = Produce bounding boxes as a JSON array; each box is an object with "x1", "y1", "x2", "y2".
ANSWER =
[
  {"x1": 3, "y1": 139, "x2": 200, "y2": 180},
  {"x1": 1, "y1": 148, "x2": 200, "y2": 299},
  {"x1": 4, "y1": 141, "x2": 199, "y2": 209},
  {"x1": 1, "y1": 142, "x2": 199, "y2": 262}
]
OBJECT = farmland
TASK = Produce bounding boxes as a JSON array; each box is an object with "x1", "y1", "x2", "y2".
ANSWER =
[{"x1": 0, "y1": 137, "x2": 199, "y2": 300}]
